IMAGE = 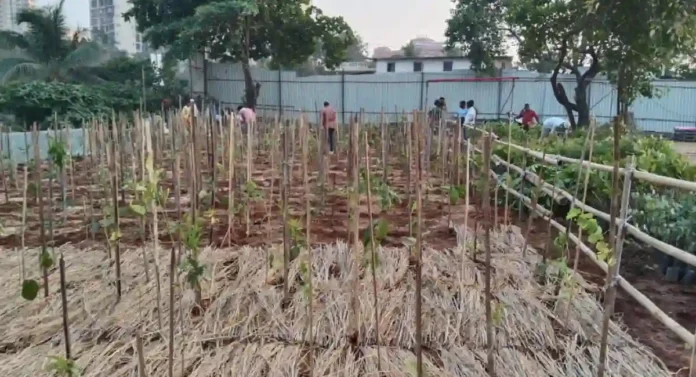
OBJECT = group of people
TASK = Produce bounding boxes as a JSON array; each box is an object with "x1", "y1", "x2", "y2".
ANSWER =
[
  {"x1": 514, "y1": 103, "x2": 569, "y2": 136},
  {"x1": 180, "y1": 99, "x2": 258, "y2": 129}
]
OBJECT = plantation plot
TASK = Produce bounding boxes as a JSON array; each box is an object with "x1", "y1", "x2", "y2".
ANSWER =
[
  {"x1": 0, "y1": 230, "x2": 671, "y2": 377},
  {"x1": 0, "y1": 111, "x2": 693, "y2": 376}
]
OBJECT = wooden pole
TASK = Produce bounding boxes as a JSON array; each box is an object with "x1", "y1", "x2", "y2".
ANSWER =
[
  {"x1": 110, "y1": 118, "x2": 122, "y2": 298},
  {"x1": 414, "y1": 111, "x2": 424, "y2": 377},
  {"x1": 59, "y1": 254, "x2": 71, "y2": 360},
  {"x1": 597, "y1": 156, "x2": 634, "y2": 377},
  {"x1": 363, "y1": 130, "x2": 382, "y2": 372},
  {"x1": 482, "y1": 135, "x2": 495, "y2": 377},
  {"x1": 136, "y1": 331, "x2": 148, "y2": 377},
  {"x1": 168, "y1": 248, "x2": 175, "y2": 377},
  {"x1": 348, "y1": 116, "x2": 360, "y2": 344},
  {"x1": 33, "y1": 123, "x2": 49, "y2": 297},
  {"x1": 282, "y1": 120, "x2": 290, "y2": 301}
]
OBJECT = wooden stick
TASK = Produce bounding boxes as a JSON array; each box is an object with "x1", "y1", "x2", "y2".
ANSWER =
[
  {"x1": 110, "y1": 118, "x2": 122, "y2": 298},
  {"x1": 136, "y1": 330, "x2": 148, "y2": 377},
  {"x1": 168, "y1": 247, "x2": 175, "y2": 377},
  {"x1": 597, "y1": 156, "x2": 634, "y2": 377},
  {"x1": 348, "y1": 116, "x2": 360, "y2": 344},
  {"x1": 32, "y1": 123, "x2": 49, "y2": 297},
  {"x1": 227, "y1": 115, "x2": 236, "y2": 247},
  {"x1": 282, "y1": 120, "x2": 291, "y2": 301},
  {"x1": 481, "y1": 135, "x2": 495, "y2": 377},
  {"x1": 414, "y1": 111, "x2": 424, "y2": 377},
  {"x1": 59, "y1": 254, "x2": 71, "y2": 360},
  {"x1": 144, "y1": 118, "x2": 163, "y2": 330},
  {"x1": 363, "y1": 130, "x2": 382, "y2": 373},
  {"x1": 301, "y1": 113, "x2": 314, "y2": 377}
]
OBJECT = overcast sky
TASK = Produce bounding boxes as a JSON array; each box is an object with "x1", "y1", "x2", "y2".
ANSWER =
[{"x1": 39, "y1": 0, "x2": 453, "y2": 52}]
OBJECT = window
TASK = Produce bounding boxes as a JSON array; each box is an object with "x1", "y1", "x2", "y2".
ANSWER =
[
  {"x1": 443, "y1": 61, "x2": 453, "y2": 71},
  {"x1": 387, "y1": 62, "x2": 395, "y2": 72},
  {"x1": 91, "y1": 0, "x2": 97, "y2": 8},
  {"x1": 413, "y1": 61, "x2": 423, "y2": 72}
]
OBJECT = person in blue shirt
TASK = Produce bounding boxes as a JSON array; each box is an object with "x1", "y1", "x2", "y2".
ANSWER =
[{"x1": 455, "y1": 100, "x2": 469, "y2": 139}]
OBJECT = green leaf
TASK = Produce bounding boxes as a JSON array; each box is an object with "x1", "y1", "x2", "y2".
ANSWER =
[
  {"x1": 129, "y1": 203, "x2": 146, "y2": 216},
  {"x1": 588, "y1": 230, "x2": 604, "y2": 244},
  {"x1": 566, "y1": 207, "x2": 581, "y2": 220},
  {"x1": 21, "y1": 279, "x2": 40, "y2": 301},
  {"x1": 40, "y1": 249, "x2": 54, "y2": 269}
]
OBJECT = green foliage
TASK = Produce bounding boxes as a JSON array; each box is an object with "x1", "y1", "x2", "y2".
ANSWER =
[
  {"x1": 287, "y1": 218, "x2": 305, "y2": 262},
  {"x1": 125, "y1": 0, "x2": 356, "y2": 107},
  {"x1": 631, "y1": 193, "x2": 696, "y2": 255},
  {"x1": 46, "y1": 356, "x2": 80, "y2": 377},
  {"x1": 48, "y1": 137, "x2": 69, "y2": 169},
  {"x1": 0, "y1": 0, "x2": 111, "y2": 84},
  {"x1": 566, "y1": 208, "x2": 612, "y2": 264},
  {"x1": 21, "y1": 279, "x2": 40, "y2": 301}
]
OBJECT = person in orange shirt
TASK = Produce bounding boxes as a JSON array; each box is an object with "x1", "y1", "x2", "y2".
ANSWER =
[{"x1": 321, "y1": 101, "x2": 337, "y2": 154}]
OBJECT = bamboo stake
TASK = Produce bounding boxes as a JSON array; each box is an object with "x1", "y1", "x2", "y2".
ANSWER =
[
  {"x1": 32, "y1": 123, "x2": 49, "y2": 297},
  {"x1": 597, "y1": 156, "x2": 634, "y2": 377},
  {"x1": 414, "y1": 111, "x2": 424, "y2": 377},
  {"x1": 0, "y1": 132, "x2": 8, "y2": 203},
  {"x1": 110, "y1": 118, "x2": 122, "y2": 298},
  {"x1": 481, "y1": 135, "x2": 495, "y2": 377},
  {"x1": 168, "y1": 247, "x2": 175, "y2": 377},
  {"x1": 407, "y1": 115, "x2": 413, "y2": 237},
  {"x1": 227, "y1": 116, "x2": 236, "y2": 247},
  {"x1": 690, "y1": 328, "x2": 695, "y2": 377},
  {"x1": 246, "y1": 118, "x2": 253, "y2": 237},
  {"x1": 504, "y1": 115, "x2": 512, "y2": 228},
  {"x1": 136, "y1": 331, "x2": 148, "y2": 377},
  {"x1": 282, "y1": 120, "x2": 291, "y2": 301},
  {"x1": 363, "y1": 130, "x2": 382, "y2": 373},
  {"x1": 20, "y1": 166, "x2": 28, "y2": 252},
  {"x1": 381, "y1": 109, "x2": 387, "y2": 183},
  {"x1": 463, "y1": 138, "x2": 471, "y2": 246},
  {"x1": 209, "y1": 112, "x2": 217, "y2": 245},
  {"x1": 144, "y1": 118, "x2": 163, "y2": 330},
  {"x1": 59, "y1": 254, "x2": 71, "y2": 360},
  {"x1": 301, "y1": 113, "x2": 314, "y2": 377},
  {"x1": 348, "y1": 116, "x2": 360, "y2": 344}
]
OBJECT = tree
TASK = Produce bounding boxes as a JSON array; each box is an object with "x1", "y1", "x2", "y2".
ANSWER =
[
  {"x1": 446, "y1": 0, "x2": 696, "y2": 128},
  {"x1": 401, "y1": 41, "x2": 417, "y2": 57},
  {"x1": 125, "y1": 0, "x2": 356, "y2": 108},
  {"x1": 0, "y1": 0, "x2": 111, "y2": 84},
  {"x1": 346, "y1": 35, "x2": 368, "y2": 61},
  {"x1": 445, "y1": 0, "x2": 506, "y2": 73}
]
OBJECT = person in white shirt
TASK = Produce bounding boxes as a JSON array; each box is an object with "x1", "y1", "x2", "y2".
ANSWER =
[
  {"x1": 542, "y1": 117, "x2": 569, "y2": 137},
  {"x1": 464, "y1": 100, "x2": 477, "y2": 126}
]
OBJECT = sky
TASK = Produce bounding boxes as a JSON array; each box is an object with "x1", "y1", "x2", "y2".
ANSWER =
[{"x1": 39, "y1": 0, "x2": 453, "y2": 53}]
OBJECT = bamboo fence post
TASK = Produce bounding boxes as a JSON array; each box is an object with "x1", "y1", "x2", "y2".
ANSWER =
[
  {"x1": 59, "y1": 254, "x2": 71, "y2": 360},
  {"x1": 0, "y1": 132, "x2": 9, "y2": 203},
  {"x1": 381, "y1": 108, "x2": 387, "y2": 183},
  {"x1": 110, "y1": 119, "x2": 122, "y2": 299},
  {"x1": 348, "y1": 116, "x2": 360, "y2": 344},
  {"x1": 144, "y1": 119, "x2": 163, "y2": 330},
  {"x1": 227, "y1": 116, "x2": 236, "y2": 247},
  {"x1": 168, "y1": 248, "x2": 175, "y2": 377},
  {"x1": 209, "y1": 113, "x2": 217, "y2": 245},
  {"x1": 597, "y1": 156, "x2": 634, "y2": 377},
  {"x1": 463, "y1": 138, "x2": 471, "y2": 246},
  {"x1": 414, "y1": 112, "x2": 424, "y2": 377},
  {"x1": 690, "y1": 328, "x2": 695, "y2": 377},
  {"x1": 33, "y1": 123, "x2": 49, "y2": 297},
  {"x1": 504, "y1": 116, "x2": 512, "y2": 228},
  {"x1": 246, "y1": 119, "x2": 253, "y2": 237},
  {"x1": 563, "y1": 121, "x2": 594, "y2": 258},
  {"x1": 282, "y1": 120, "x2": 291, "y2": 301},
  {"x1": 136, "y1": 330, "x2": 148, "y2": 377},
  {"x1": 521, "y1": 156, "x2": 546, "y2": 258},
  {"x1": 21, "y1": 166, "x2": 28, "y2": 253},
  {"x1": 407, "y1": 114, "x2": 413, "y2": 237},
  {"x1": 301, "y1": 113, "x2": 314, "y2": 377},
  {"x1": 454, "y1": 121, "x2": 461, "y2": 186},
  {"x1": 481, "y1": 135, "x2": 495, "y2": 377},
  {"x1": 363, "y1": 130, "x2": 382, "y2": 373}
]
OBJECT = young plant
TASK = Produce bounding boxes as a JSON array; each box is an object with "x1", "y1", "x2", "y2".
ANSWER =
[
  {"x1": 566, "y1": 208, "x2": 613, "y2": 264},
  {"x1": 46, "y1": 356, "x2": 80, "y2": 377},
  {"x1": 179, "y1": 214, "x2": 206, "y2": 306}
]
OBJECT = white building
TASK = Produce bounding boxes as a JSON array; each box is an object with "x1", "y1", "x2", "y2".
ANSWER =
[
  {"x1": 374, "y1": 56, "x2": 513, "y2": 74},
  {"x1": 89, "y1": 0, "x2": 146, "y2": 55},
  {"x1": 0, "y1": 0, "x2": 33, "y2": 33}
]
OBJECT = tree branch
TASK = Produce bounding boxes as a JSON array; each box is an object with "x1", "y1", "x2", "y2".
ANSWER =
[{"x1": 551, "y1": 39, "x2": 579, "y2": 112}]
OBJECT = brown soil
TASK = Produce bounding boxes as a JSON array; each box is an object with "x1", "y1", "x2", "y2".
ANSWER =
[{"x1": 0, "y1": 144, "x2": 694, "y2": 374}]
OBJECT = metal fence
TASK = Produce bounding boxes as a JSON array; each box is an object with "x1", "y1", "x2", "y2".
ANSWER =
[{"x1": 190, "y1": 58, "x2": 696, "y2": 134}]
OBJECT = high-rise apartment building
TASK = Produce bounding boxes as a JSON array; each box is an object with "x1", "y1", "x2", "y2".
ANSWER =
[
  {"x1": 90, "y1": 0, "x2": 146, "y2": 55},
  {"x1": 0, "y1": 0, "x2": 33, "y2": 33}
]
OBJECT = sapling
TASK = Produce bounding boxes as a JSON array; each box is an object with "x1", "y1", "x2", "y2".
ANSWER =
[
  {"x1": 363, "y1": 131, "x2": 383, "y2": 372},
  {"x1": 32, "y1": 123, "x2": 50, "y2": 298},
  {"x1": 45, "y1": 356, "x2": 80, "y2": 377}
]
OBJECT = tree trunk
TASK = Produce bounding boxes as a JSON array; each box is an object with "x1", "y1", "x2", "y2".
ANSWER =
[
  {"x1": 241, "y1": 59, "x2": 257, "y2": 109},
  {"x1": 574, "y1": 83, "x2": 591, "y2": 127}
]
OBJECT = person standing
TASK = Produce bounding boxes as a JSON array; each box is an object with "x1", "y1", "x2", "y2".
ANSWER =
[
  {"x1": 321, "y1": 101, "x2": 337, "y2": 154},
  {"x1": 464, "y1": 100, "x2": 477, "y2": 126},
  {"x1": 455, "y1": 100, "x2": 469, "y2": 138},
  {"x1": 517, "y1": 103, "x2": 539, "y2": 131}
]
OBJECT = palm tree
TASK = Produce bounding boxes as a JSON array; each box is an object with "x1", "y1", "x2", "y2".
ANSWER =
[{"x1": 0, "y1": 0, "x2": 111, "y2": 84}]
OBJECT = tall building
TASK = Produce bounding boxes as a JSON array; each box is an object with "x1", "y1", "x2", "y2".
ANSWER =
[
  {"x1": 90, "y1": 0, "x2": 146, "y2": 55},
  {"x1": 0, "y1": 0, "x2": 33, "y2": 33}
]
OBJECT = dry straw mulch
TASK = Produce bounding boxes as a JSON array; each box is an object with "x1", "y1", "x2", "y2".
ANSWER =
[{"x1": 0, "y1": 226, "x2": 670, "y2": 376}]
